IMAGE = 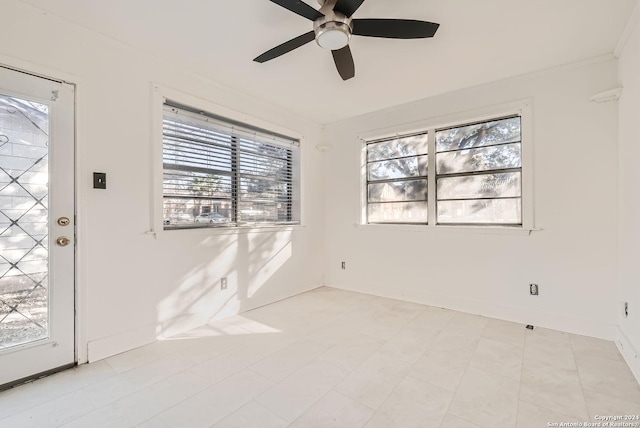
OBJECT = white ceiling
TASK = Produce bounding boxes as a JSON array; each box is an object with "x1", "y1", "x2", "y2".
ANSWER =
[{"x1": 21, "y1": 0, "x2": 638, "y2": 124}]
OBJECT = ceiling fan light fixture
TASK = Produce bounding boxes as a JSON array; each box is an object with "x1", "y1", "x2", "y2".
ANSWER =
[
  {"x1": 314, "y1": 17, "x2": 352, "y2": 50},
  {"x1": 317, "y1": 27, "x2": 350, "y2": 50}
]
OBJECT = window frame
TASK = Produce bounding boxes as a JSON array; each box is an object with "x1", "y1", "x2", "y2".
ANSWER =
[
  {"x1": 365, "y1": 131, "x2": 429, "y2": 225},
  {"x1": 359, "y1": 100, "x2": 534, "y2": 234},
  {"x1": 152, "y1": 85, "x2": 303, "y2": 236}
]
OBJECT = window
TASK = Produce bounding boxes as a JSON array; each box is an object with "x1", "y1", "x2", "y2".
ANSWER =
[
  {"x1": 366, "y1": 133, "x2": 428, "y2": 224},
  {"x1": 162, "y1": 102, "x2": 300, "y2": 229},
  {"x1": 364, "y1": 114, "x2": 524, "y2": 227},
  {"x1": 436, "y1": 116, "x2": 522, "y2": 225}
]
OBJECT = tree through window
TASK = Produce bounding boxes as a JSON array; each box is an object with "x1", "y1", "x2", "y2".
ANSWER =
[{"x1": 364, "y1": 115, "x2": 523, "y2": 226}]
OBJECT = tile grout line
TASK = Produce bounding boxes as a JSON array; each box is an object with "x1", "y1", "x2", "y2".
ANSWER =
[
  {"x1": 200, "y1": 371, "x2": 277, "y2": 428},
  {"x1": 133, "y1": 368, "x2": 276, "y2": 428},
  {"x1": 0, "y1": 360, "x2": 121, "y2": 421},
  {"x1": 348, "y1": 303, "x2": 429, "y2": 427},
  {"x1": 112, "y1": 343, "x2": 287, "y2": 428},
  {"x1": 568, "y1": 336, "x2": 593, "y2": 420},
  {"x1": 103, "y1": 340, "x2": 240, "y2": 387},
  {"x1": 241, "y1": 323, "x2": 358, "y2": 424},
  {"x1": 0, "y1": 382, "x2": 99, "y2": 426},
  {"x1": 436, "y1": 317, "x2": 485, "y2": 428},
  {"x1": 249, "y1": 290, "x2": 456, "y2": 427},
  {"x1": 435, "y1": 312, "x2": 472, "y2": 427},
  {"x1": 361, "y1": 373, "x2": 407, "y2": 427},
  {"x1": 514, "y1": 329, "x2": 530, "y2": 428},
  {"x1": 285, "y1": 302, "x2": 427, "y2": 426},
  {"x1": 314, "y1": 303, "x2": 418, "y2": 422}
]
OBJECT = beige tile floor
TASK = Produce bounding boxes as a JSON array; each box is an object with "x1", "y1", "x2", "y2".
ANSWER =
[{"x1": 1, "y1": 287, "x2": 639, "y2": 428}]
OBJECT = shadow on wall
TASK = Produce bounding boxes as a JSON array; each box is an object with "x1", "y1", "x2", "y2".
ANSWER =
[{"x1": 155, "y1": 230, "x2": 294, "y2": 339}]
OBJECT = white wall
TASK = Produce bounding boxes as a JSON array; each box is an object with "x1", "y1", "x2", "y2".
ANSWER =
[
  {"x1": 0, "y1": 1, "x2": 325, "y2": 362},
  {"x1": 618, "y1": 14, "x2": 640, "y2": 379},
  {"x1": 322, "y1": 58, "x2": 620, "y2": 339}
]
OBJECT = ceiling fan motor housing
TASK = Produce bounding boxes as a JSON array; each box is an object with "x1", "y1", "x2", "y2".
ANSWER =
[{"x1": 314, "y1": 6, "x2": 353, "y2": 50}]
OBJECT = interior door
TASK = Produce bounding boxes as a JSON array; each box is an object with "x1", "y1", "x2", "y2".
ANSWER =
[{"x1": 0, "y1": 66, "x2": 75, "y2": 388}]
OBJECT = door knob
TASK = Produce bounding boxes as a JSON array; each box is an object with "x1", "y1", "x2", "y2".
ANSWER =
[{"x1": 56, "y1": 236, "x2": 71, "y2": 247}]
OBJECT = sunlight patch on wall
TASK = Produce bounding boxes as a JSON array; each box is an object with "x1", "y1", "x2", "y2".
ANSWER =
[
  {"x1": 247, "y1": 231, "x2": 293, "y2": 298},
  {"x1": 156, "y1": 238, "x2": 240, "y2": 338}
]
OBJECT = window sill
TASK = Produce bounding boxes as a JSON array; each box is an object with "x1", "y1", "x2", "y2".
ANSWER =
[
  {"x1": 355, "y1": 223, "x2": 539, "y2": 236},
  {"x1": 149, "y1": 223, "x2": 305, "y2": 238}
]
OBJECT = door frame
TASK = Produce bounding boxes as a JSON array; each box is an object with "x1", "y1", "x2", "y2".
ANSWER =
[{"x1": 0, "y1": 56, "x2": 87, "y2": 368}]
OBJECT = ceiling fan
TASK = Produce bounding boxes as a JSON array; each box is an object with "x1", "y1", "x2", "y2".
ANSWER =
[{"x1": 254, "y1": 0, "x2": 440, "y2": 81}]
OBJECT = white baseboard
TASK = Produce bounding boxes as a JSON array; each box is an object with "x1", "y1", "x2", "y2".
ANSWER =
[
  {"x1": 87, "y1": 323, "x2": 158, "y2": 363},
  {"x1": 328, "y1": 283, "x2": 617, "y2": 340},
  {"x1": 616, "y1": 327, "x2": 640, "y2": 384}
]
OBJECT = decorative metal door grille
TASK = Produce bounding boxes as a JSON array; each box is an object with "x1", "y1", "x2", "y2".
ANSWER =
[{"x1": 0, "y1": 94, "x2": 50, "y2": 350}]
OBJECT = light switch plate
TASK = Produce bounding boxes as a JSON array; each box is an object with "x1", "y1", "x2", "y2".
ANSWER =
[{"x1": 93, "y1": 172, "x2": 106, "y2": 189}]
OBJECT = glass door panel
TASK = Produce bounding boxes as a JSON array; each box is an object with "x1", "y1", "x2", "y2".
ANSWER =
[{"x1": 0, "y1": 95, "x2": 50, "y2": 350}]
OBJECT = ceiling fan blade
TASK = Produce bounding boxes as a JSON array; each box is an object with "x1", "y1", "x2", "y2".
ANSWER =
[
  {"x1": 352, "y1": 19, "x2": 440, "y2": 39},
  {"x1": 254, "y1": 31, "x2": 316, "y2": 63},
  {"x1": 333, "y1": 0, "x2": 366, "y2": 18},
  {"x1": 268, "y1": 0, "x2": 324, "y2": 21},
  {"x1": 332, "y1": 45, "x2": 355, "y2": 81}
]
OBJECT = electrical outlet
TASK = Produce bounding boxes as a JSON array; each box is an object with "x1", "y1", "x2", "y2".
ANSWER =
[
  {"x1": 221, "y1": 277, "x2": 228, "y2": 290},
  {"x1": 341, "y1": 261, "x2": 346, "y2": 270},
  {"x1": 529, "y1": 284, "x2": 539, "y2": 296}
]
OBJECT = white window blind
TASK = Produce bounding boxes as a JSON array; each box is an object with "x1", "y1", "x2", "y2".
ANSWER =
[{"x1": 162, "y1": 102, "x2": 300, "y2": 228}]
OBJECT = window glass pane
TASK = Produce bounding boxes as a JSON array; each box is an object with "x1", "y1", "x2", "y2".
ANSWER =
[
  {"x1": 437, "y1": 172, "x2": 521, "y2": 200},
  {"x1": 367, "y1": 134, "x2": 428, "y2": 162},
  {"x1": 368, "y1": 202, "x2": 428, "y2": 223},
  {"x1": 194, "y1": 211, "x2": 231, "y2": 224},
  {"x1": 238, "y1": 202, "x2": 279, "y2": 223},
  {"x1": 437, "y1": 198, "x2": 521, "y2": 224},
  {"x1": 368, "y1": 179, "x2": 427, "y2": 202},
  {"x1": 436, "y1": 143, "x2": 521, "y2": 175},
  {"x1": 163, "y1": 198, "x2": 232, "y2": 227},
  {"x1": 436, "y1": 117, "x2": 521, "y2": 152},
  {"x1": 239, "y1": 177, "x2": 290, "y2": 201},
  {"x1": 368, "y1": 155, "x2": 428, "y2": 181}
]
